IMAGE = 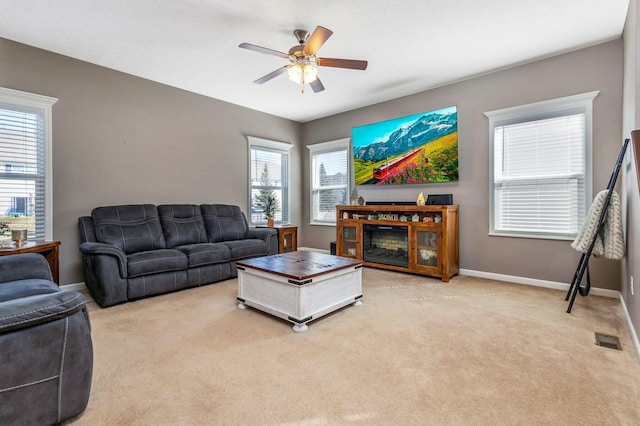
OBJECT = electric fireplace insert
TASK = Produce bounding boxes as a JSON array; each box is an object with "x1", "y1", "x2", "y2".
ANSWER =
[{"x1": 363, "y1": 224, "x2": 409, "y2": 268}]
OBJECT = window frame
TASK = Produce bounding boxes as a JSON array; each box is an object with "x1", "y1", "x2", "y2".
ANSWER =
[
  {"x1": 308, "y1": 138, "x2": 351, "y2": 226},
  {"x1": 0, "y1": 87, "x2": 57, "y2": 240},
  {"x1": 485, "y1": 91, "x2": 598, "y2": 240},
  {"x1": 247, "y1": 136, "x2": 292, "y2": 226}
]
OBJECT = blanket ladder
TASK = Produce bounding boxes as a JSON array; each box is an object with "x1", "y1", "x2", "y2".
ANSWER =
[{"x1": 565, "y1": 137, "x2": 629, "y2": 313}]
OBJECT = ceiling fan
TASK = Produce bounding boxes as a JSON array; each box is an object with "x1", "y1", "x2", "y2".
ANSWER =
[{"x1": 239, "y1": 26, "x2": 368, "y2": 93}]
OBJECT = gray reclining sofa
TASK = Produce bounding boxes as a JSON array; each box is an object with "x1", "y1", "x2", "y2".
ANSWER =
[
  {"x1": 78, "y1": 204, "x2": 277, "y2": 307},
  {"x1": 0, "y1": 253, "x2": 93, "y2": 425}
]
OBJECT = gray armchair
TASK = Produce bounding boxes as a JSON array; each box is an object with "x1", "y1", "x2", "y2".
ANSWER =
[{"x1": 0, "y1": 253, "x2": 93, "y2": 425}]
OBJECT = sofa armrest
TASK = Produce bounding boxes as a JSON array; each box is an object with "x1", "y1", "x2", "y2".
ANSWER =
[
  {"x1": 0, "y1": 253, "x2": 52, "y2": 284},
  {"x1": 0, "y1": 290, "x2": 87, "y2": 334},
  {"x1": 245, "y1": 228, "x2": 278, "y2": 255},
  {"x1": 79, "y1": 242, "x2": 128, "y2": 278},
  {"x1": 245, "y1": 227, "x2": 276, "y2": 240}
]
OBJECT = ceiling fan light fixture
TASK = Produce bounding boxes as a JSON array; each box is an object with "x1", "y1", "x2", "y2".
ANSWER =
[
  {"x1": 287, "y1": 64, "x2": 318, "y2": 85},
  {"x1": 304, "y1": 64, "x2": 318, "y2": 82},
  {"x1": 240, "y1": 25, "x2": 366, "y2": 92}
]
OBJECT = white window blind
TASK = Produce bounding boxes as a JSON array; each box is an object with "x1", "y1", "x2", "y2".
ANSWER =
[
  {"x1": 248, "y1": 137, "x2": 291, "y2": 225},
  {"x1": 486, "y1": 92, "x2": 597, "y2": 240},
  {"x1": 308, "y1": 138, "x2": 350, "y2": 225},
  {"x1": 0, "y1": 88, "x2": 57, "y2": 241}
]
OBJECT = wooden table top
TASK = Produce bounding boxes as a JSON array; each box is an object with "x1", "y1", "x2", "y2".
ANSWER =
[
  {"x1": 0, "y1": 240, "x2": 60, "y2": 253},
  {"x1": 237, "y1": 251, "x2": 362, "y2": 281}
]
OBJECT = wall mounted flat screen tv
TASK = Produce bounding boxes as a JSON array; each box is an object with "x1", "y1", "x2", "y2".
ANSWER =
[{"x1": 352, "y1": 106, "x2": 458, "y2": 185}]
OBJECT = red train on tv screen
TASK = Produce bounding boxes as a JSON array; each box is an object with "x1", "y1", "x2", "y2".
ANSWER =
[{"x1": 352, "y1": 106, "x2": 458, "y2": 185}]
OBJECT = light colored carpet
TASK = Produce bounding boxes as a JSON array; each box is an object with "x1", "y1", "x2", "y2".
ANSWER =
[{"x1": 71, "y1": 269, "x2": 640, "y2": 425}]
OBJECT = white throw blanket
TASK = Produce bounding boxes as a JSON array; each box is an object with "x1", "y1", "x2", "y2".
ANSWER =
[{"x1": 571, "y1": 189, "x2": 625, "y2": 260}]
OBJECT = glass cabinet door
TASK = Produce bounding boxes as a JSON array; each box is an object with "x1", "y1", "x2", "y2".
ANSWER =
[
  {"x1": 340, "y1": 224, "x2": 360, "y2": 258},
  {"x1": 282, "y1": 232, "x2": 293, "y2": 253},
  {"x1": 280, "y1": 228, "x2": 297, "y2": 253},
  {"x1": 413, "y1": 228, "x2": 440, "y2": 270}
]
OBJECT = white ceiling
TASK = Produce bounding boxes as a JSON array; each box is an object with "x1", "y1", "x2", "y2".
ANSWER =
[{"x1": 0, "y1": 0, "x2": 630, "y2": 122}]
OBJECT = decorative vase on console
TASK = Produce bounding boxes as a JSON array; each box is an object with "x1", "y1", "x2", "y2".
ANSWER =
[
  {"x1": 417, "y1": 192, "x2": 426, "y2": 206},
  {"x1": 350, "y1": 188, "x2": 359, "y2": 205}
]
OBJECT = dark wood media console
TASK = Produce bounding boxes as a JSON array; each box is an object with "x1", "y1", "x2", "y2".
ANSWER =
[{"x1": 336, "y1": 204, "x2": 459, "y2": 282}]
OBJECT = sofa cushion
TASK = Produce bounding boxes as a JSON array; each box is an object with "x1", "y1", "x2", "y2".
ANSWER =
[
  {"x1": 187, "y1": 263, "x2": 232, "y2": 287},
  {"x1": 92, "y1": 205, "x2": 166, "y2": 254},
  {"x1": 158, "y1": 204, "x2": 208, "y2": 248},
  {"x1": 224, "y1": 239, "x2": 269, "y2": 261},
  {"x1": 200, "y1": 204, "x2": 248, "y2": 243},
  {"x1": 174, "y1": 243, "x2": 231, "y2": 267},
  {"x1": 127, "y1": 249, "x2": 187, "y2": 278},
  {"x1": 0, "y1": 279, "x2": 60, "y2": 303},
  {"x1": 128, "y1": 271, "x2": 189, "y2": 300}
]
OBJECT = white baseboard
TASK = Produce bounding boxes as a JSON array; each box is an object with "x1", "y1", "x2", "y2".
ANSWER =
[
  {"x1": 619, "y1": 295, "x2": 640, "y2": 362},
  {"x1": 459, "y1": 268, "x2": 620, "y2": 298},
  {"x1": 60, "y1": 282, "x2": 87, "y2": 292},
  {"x1": 299, "y1": 246, "x2": 329, "y2": 253},
  {"x1": 305, "y1": 247, "x2": 619, "y2": 299}
]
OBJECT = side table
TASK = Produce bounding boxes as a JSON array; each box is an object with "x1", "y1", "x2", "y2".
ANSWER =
[
  {"x1": 0, "y1": 240, "x2": 61, "y2": 284},
  {"x1": 257, "y1": 225, "x2": 297, "y2": 253}
]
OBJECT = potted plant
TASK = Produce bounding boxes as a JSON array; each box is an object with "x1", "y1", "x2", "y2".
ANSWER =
[
  {"x1": 263, "y1": 192, "x2": 280, "y2": 227},
  {"x1": 252, "y1": 164, "x2": 281, "y2": 227}
]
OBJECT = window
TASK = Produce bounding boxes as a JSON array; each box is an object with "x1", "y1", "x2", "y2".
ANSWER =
[
  {"x1": 0, "y1": 87, "x2": 57, "y2": 240},
  {"x1": 248, "y1": 137, "x2": 291, "y2": 226},
  {"x1": 485, "y1": 92, "x2": 597, "y2": 240},
  {"x1": 308, "y1": 138, "x2": 350, "y2": 225}
]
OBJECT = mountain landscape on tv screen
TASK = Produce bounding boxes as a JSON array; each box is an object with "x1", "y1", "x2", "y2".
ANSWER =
[{"x1": 353, "y1": 107, "x2": 458, "y2": 185}]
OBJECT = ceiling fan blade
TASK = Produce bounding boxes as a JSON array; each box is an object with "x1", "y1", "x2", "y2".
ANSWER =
[
  {"x1": 316, "y1": 58, "x2": 368, "y2": 70},
  {"x1": 303, "y1": 26, "x2": 333, "y2": 56},
  {"x1": 310, "y1": 77, "x2": 325, "y2": 93},
  {"x1": 254, "y1": 66, "x2": 289, "y2": 84},
  {"x1": 239, "y1": 42, "x2": 289, "y2": 58}
]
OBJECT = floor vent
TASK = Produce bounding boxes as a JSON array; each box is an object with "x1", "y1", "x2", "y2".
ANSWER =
[{"x1": 595, "y1": 333, "x2": 622, "y2": 350}]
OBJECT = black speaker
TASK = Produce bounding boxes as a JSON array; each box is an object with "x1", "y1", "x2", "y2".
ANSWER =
[{"x1": 427, "y1": 194, "x2": 453, "y2": 205}]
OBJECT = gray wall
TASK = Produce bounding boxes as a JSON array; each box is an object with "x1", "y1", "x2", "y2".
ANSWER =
[
  {"x1": 0, "y1": 35, "x2": 628, "y2": 298},
  {"x1": 0, "y1": 37, "x2": 303, "y2": 285},
  {"x1": 622, "y1": 0, "x2": 640, "y2": 345},
  {"x1": 301, "y1": 40, "x2": 624, "y2": 289}
]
